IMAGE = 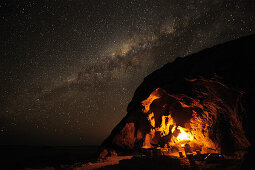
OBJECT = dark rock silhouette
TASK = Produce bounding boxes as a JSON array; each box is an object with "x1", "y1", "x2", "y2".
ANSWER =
[{"x1": 99, "y1": 35, "x2": 255, "y2": 168}]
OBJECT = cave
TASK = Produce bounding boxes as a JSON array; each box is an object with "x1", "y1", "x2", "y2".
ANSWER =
[{"x1": 140, "y1": 85, "x2": 249, "y2": 157}]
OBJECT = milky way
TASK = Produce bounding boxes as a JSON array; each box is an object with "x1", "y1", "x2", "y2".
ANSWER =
[{"x1": 0, "y1": 0, "x2": 254, "y2": 145}]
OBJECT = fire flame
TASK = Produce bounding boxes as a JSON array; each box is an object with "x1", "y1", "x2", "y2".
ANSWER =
[{"x1": 176, "y1": 126, "x2": 193, "y2": 141}]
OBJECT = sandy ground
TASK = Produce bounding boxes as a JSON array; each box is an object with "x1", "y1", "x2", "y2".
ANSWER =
[
  {"x1": 75, "y1": 156, "x2": 133, "y2": 170},
  {"x1": 68, "y1": 155, "x2": 189, "y2": 170}
]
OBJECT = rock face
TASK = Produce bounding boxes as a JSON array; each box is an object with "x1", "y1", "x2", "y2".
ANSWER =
[{"x1": 100, "y1": 35, "x2": 255, "y2": 160}]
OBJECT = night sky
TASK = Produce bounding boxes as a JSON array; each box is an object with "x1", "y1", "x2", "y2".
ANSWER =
[{"x1": 1, "y1": 0, "x2": 254, "y2": 145}]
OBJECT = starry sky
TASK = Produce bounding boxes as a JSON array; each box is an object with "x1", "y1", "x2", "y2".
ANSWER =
[{"x1": 0, "y1": 0, "x2": 254, "y2": 145}]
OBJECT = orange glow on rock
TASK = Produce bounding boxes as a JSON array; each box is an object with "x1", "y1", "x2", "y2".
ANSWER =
[
  {"x1": 156, "y1": 115, "x2": 174, "y2": 137},
  {"x1": 141, "y1": 88, "x2": 161, "y2": 113}
]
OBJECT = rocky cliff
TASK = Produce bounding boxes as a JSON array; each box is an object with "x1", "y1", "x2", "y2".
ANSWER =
[{"x1": 99, "y1": 35, "x2": 255, "y2": 164}]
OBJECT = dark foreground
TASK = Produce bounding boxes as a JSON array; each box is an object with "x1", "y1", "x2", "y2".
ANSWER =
[
  {"x1": 0, "y1": 145, "x2": 98, "y2": 169},
  {"x1": 0, "y1": 145, "x2": 251, "y2": 169}
]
